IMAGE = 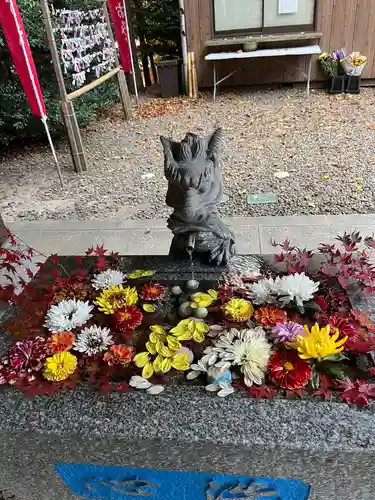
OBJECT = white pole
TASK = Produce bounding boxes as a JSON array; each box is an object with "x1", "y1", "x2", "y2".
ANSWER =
[
  {"x1": 122, "y1": 0, "x2": 139, "y2": 104},
  {"x1": 179, "y1": 0, "x2": 188, "y2": 95},
  {"x1": 7, "y1": 0, "x2": 64, "y2": 187}
]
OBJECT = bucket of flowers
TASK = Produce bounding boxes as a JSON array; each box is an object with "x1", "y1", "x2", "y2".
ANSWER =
[
  {"x1": 341, "y1": 52, "x2": 367, "y2": 76},
  {"x1": 318, "y1": 50, "x2": 346, "y2": 93}
]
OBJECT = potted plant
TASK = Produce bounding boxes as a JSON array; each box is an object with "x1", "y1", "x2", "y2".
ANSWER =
[
  {"x1": 318, "y1": 50, "x2": 346, "y2": 94},
  {"x1": 341, "y1": 52, "x2": 367, "y2": 94}
]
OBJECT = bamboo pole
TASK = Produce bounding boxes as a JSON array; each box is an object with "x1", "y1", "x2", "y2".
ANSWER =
[
  {"x1": 191, "y1": 51, "x2": 198, "y2": 99},
  {"x1": 67, "y1": 67, "x2": 121, "y2": 101},
  {"x1": 188, "y1": 52, "x2": 193, "y2": 98},
  {"x1": 102, "y1": 2, "x2": 132, "y2": 120},
  {"x1": 178, "y1": 0, "x2": 188, "y2": 94}
]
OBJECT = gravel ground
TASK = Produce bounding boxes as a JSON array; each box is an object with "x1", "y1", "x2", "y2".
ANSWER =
[{"x1": 1, "y1": 87, "x2": 375, "y2": 222}]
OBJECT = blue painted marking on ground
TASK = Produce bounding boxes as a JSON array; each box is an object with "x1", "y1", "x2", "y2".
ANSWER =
[{"x1": 56, "y1": 463, "x2": 310, "y2": 499}]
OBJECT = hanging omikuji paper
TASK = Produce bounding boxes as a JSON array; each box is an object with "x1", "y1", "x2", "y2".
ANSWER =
[{"x1": 107, "y1": 0, "x2": 132, "y2": 73}]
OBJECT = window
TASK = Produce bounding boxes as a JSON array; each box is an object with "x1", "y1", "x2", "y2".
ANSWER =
[{"x1": 213, "y1": 0, "x2": 316, "y2": 35}]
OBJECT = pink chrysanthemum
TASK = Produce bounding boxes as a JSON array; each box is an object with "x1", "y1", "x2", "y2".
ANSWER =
[
  {"x1": 271, "y1": 322, "x2": 305, "y2": 344},
  {"x1": 2, "y1": 337, "x2": 48, "y2": 378}
]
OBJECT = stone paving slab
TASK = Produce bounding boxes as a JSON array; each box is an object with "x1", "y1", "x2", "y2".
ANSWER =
[
  {"x1": 0, "y1": 431, "x2": 374, "y2": 500},
  {"x1": 6, "y1": 214, "x2": 375, "y2": 256}
]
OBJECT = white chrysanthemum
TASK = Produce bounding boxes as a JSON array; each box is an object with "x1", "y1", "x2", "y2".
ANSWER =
[
  {"x1": 278, "y1": 272, "x2": 319, "y2": 307},
  {"x1": 74, "y1": 325, "x2": 114, "y2": 355},
  {"x1": 217, "y1": 328, "x2": 271, "y2": 387},
  {"x1": 44, "y1": 300, "x2": 93, "y2": 332},
  {"x1": 91, "y1": 269, "x2": 126, "y2": 290},
  {"x1": 247, "y1": 277, "x2": 282, "y2": 305}
]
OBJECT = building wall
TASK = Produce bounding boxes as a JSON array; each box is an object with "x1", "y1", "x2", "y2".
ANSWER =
[{"x1": 185, "y1": 0, "x2": 375, "y2": 88}]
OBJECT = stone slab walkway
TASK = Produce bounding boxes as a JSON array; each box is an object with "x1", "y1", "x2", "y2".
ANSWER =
[{"x1": 6, "y1": 214, "x2": 375, "y2": 256}]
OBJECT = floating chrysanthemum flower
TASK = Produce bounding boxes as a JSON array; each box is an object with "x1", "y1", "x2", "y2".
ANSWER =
[
  {"x1": 287, "y1": 323, "x2": 348, "y2": 360},
  {"x1": 44, "y1": 300, "x2": 93, "y2": 332},
  {"x1": 277, "y1": 272, "x2": 319, "y2": 307},
  {"x1": 316, "y1": 314, "x2": 358, "y2": 342},
  {"x1": 103, "y1": 345, "x2": 135, "y2": 366},
  {"x1": 91, "y1": 269, "x2": 126, "y2": 290},
  {"x1": 43, "y1": 352, "x2": 77, "y2": 382},
  {"x1": 223, "y1": 299, "x2": 254, "y2": 322},
  {"x1": 139, "y1": 283, "x2": 165, "y2": 301},
  {"x1": 191, "y1": 289, "x2": 218, "y2": 309},
  {"x1": 170, "y1": 319, "x2": 209, "y2": 343},
  {"x1": 271, "y1": 322, "x2": 305, "y2": 343},
  {"x1": 254, "y1": 305, "x2": 287, "y2": 327},
  {"x1": 74, "y1": 326, "x2": 114, "y2": 356},
  {"x1": 147, "y1": 325, "x2": 182, "y2": 353},
  {"x1": 2, "y1": 337, "x2": 47, "y2": 378},
  {"x1": 48, "y1": 332, "x2": 76, "y2": 353},
  {"x1": 113, "y1": 306, "x2": 143, "y2": 331},
  {"x1": 215, "y1": 328, "x2": 271, "y2": 387},
  {"x1": 134, "y1": 350, "x2": 189, "y2": 379},
  {"x1": 269, "y1": 351, "x2": 311, "y2": 390},
  {"x1": 94, "y1": 285, "x2": 138, "y2": 314},
  {"x1": 247, "y1": 277, "x2": 282, "y2": 305}
]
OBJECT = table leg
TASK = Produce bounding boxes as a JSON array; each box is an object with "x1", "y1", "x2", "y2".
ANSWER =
[
  {"x1": 306, "y1": 55, "x2": 313, "y2": 97},
  {"x1": 213, "y1": 62, "x2": 217, "y2": 103}
]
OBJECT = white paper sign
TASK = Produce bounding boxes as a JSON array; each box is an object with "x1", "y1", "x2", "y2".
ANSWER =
[{"x1": 278, "y1": 0, "x2": 298, "y2": 14}]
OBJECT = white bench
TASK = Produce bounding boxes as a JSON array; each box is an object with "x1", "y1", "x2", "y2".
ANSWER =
[{"x1": 205, "y1": 44, "x2": 321, "y2": 102}]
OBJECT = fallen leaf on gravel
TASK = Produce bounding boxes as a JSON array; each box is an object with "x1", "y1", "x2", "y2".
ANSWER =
[
  {"x1": 356, "y1": 184, "x2": 364, "y2": 192},
  {"x1": 274, "y1": 171, "x2": 290, "y2": 179},
  {"x1": 366, "y1": 123, "x2": 375, "y2": 130},
  {"x1": 321, "y1": 175, "x2": 329, "y2": 181}
]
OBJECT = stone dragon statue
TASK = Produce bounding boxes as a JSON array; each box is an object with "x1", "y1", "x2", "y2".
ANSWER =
[{"x1": 160, "y1": 128, "x2": 236, "y2": 266}]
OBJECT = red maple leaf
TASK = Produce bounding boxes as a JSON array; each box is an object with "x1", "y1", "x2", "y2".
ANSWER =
[
  {"x1": 285, "y1": 389, "x2": 305, "y2": 399},
  {"x1": 93, "y1": 244, "x2": 107, "y2": 256},
  {"x1": 76, "y1": 256, "x2": 84, "y2": 266},
  {"x1": 86, "y1": 246, "x2": 95, "y2": 256},
  {"x1": 95, "y1": 256, "x2": 108, "y2": 271},
  {"x1": 26, "y1": 268, "x2": 34, "y2": 279},
  {"x1": 336, "y1": 380, "x2": 375, "y2": 407},
  {"x1": 247, "y1": 385, "x2": 278, "y2": 399},
  {"x1": 50, "y1": 253, "x2": 59, "y2": 265},
  {"x1": 6, "y1": 230, "x2": 18, "y2": 246},
  {"x1": 312, "y1": 374, "x2": 331, "y2": 400}
]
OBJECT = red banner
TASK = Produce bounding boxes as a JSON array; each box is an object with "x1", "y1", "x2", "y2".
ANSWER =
[
  {"x1": 0, "y1": 0, "x2": 46, "y2": 118},
  {"x1": 107, "y1": 0, "x2": 132, "y2": 73}
]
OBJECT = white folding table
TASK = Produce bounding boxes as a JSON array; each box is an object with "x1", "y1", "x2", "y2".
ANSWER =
[{"x1": 205, "y1": 45, "x2": 321, "y2": 102}]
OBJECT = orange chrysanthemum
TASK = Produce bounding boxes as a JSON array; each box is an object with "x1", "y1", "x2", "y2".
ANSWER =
[
  {"x1": 255, "y1": 305, "x2": 287, "y2": 327},
  {"x1": 103, "y1": 345, "x2": 135, "y2": 366},
  {"x1": 49, "y1": 332, "x2": 75, "y2": 353}
]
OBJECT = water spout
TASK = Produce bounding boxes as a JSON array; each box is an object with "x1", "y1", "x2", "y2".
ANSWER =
[{"x1": 186, "y1": 233, "x2": 196, "y2": 255}]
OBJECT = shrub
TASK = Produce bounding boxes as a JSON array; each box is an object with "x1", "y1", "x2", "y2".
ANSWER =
[{"x1": 0, "y1": 0, "x2": 119, "y2": 147}]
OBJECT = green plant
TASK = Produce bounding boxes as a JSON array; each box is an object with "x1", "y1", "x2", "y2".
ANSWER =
[{"x1": 0, "y1": 0, "x2": 119, "y2": 147}]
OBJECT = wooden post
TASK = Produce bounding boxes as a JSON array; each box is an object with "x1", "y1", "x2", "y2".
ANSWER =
[
  {"x1": 0, "y1": 213, "x2": 7, "y2": 247},
  {"x1": 66, "y1": 101, "x2": 87, "y2": 171},
  {"x1": 60, "y1": 102, "x2": 83, "y2": 173},
  {"x1": 40, "y1": 0, "x2": 86, "y2": 173},
  {"x1": 103, "y1": 2, "x2": 132, "y2": 120}
]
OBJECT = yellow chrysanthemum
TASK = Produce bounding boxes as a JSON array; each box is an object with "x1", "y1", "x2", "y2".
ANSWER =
[
  {"x1": 146, "y1": 325, "x2": 182, "y2": 354},
  {"x1": 191, "y1": 289, "x2": 218, "y2": 309},
  {"x1": 94, "y1": 285, "x2": 138, "y2": 314},
  {"x1": 43, "y1": 352, "x2": 77, "y2": 382},
  {"x1": 287, "y1": 323, "x2": 348, "y2": 360},
  {"x1": 170, "y1": 319, "x2": 209, "y2": 343},
  {"x1": 223, "y1": 299, "x2": 254, "y2": 322},
  {"x1": 134, "y1": 351, "x2": 189, "y2": 379}
]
